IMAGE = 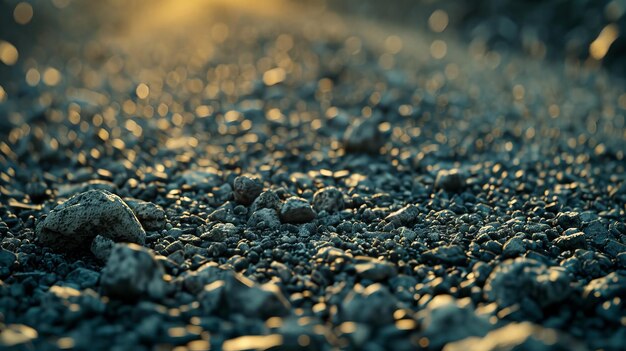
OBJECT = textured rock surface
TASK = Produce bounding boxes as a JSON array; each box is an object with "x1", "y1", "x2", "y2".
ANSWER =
[
  {"x1": 100, "y1": 243, "x2": 166, "y2": 300},
  {"x1": 280, "y1": 197, "x2": 316, "y2": 223},
  {"x1": 123, "y1": 198, "x2": 166, "y2": 231},
  {"x1": 36, "y1": 190, "x2": 145, "y2": 251}
]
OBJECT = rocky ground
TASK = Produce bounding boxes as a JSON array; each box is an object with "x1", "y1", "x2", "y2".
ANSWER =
[{"x1": 1, "y1": 1, "x2": 626, "y2": 350}]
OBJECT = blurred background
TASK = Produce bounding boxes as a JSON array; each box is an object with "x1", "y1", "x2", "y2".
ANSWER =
[{"x1": 2, "y1": 0, "x2": 625, "y2": 82}]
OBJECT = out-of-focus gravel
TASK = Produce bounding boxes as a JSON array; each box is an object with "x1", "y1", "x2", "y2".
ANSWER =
[{"x1": 0, "y1": 1, "x2": 625, "y2": 350}]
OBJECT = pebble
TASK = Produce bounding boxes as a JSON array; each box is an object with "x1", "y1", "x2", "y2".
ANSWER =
[
  {"x1": 417, "y1": 295, "x2": 492, "y2": 349},
  {"x1": 385, "y1": 205, "x2": 419, "y2": 226},
  {"x1": 343, "y1": 116, "x2": 384, "y2": 154},
  {"x1": 247, "y1": 208, "x2": 281, "y2": 229},
  {"x1": 485, "y1": 258, "x2": 571, "y2": 312},
  {"x1": 354, "y1": 257, "x2": 396, "y2": 281},
  {"x1": 553, "y1": 232, "x2": 586, "y2": 251},
  {"x1": 279, "y1": 197, "x2": 316, "y2": 223},
  {"x1": 123, "y1": 198, "x2": 167, "y2": 231},
  {"x1": 312, "y1": 187, "x2": 345, "y2": 213},
  {"x1": 422, "y1": 245, "x2": 467, "y2": 265},
  {"x1": 341, "y1": 284, "x2": 397, "y2": 325},
  {"x1": 502, "y1": 236, "x2": 525, "y2": 258},
  {"x1": 100, "y1": 243, "x2": 167, "y2": 300},
  {"x1": 0, "y1": 248, "x2": 17, "y2": 268},
  {"x1": 435, "y1": 169, "x2": 465, "y2": 192},
  {"x1": 233, "y1": 175, "x2": 263, "y2": 205},
  {"x1": 250, "y1": 190, "x2": 281, "y2": 212},
  {"x1": 36, "y1": 190, "x2": 146, "y2": 252},
  {"x1": 199, "y1": 269, "x2": 290, "y2": 319}
]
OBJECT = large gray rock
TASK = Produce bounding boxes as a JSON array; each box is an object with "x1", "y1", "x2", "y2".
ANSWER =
[
  {"x1": 100, "y1": 243, "x2": 166, "y2": 300},
  {"x1": 418, "y1": 295, "x2": 492, "y2": 350},
  {"x1": 444, "y1": 322, "x2": 588, "y2": 351},
  {"x1": 36, "y1": 190, "x2": 145, "y2": 251},
  {"x1": 385, "y1": 205, "x2": 419, "y2": 226}
]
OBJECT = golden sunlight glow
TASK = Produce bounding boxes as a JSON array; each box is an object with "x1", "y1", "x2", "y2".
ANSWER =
[
  {"x1": 14, "y1": 2, "x2": 33, "y2": 25},
  {"x1": 428, "y1": 9, "x2": 449, "y2": 33},
  {"x1": 0, "y1": 41, "x2": 19, "y2": 66},
  {"x1": 590, "y1": 24, "x2": 619, "y2": 60}
]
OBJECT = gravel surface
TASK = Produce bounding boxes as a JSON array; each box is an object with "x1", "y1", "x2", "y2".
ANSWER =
[{"x1": 1, "y1": 1, "x2": 625, "y2": 350}]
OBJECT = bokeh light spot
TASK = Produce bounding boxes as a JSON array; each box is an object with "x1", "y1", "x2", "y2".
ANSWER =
[{"x1": 14, "y1": 2, "x2": 33, "y2": 25}]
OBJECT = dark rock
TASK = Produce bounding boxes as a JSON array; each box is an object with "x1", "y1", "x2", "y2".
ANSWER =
[
  {"x1": 556, "y1": 211, "x2": 581, "y2": 230},
  {"x1": 233, "y1": 175, "x2": 263, "y2": 205},
  {"x1": 603, "y1": 239, "x2": 626, "y2": 258},
  {"x1": 280, "y1": 197, "x2": 316, "y2": 223},
  {"x1": 312, "y1": 187, "x2": 345, "y2": 213},
  {"x1": 124, "y1": 198, "x2": 167, "y2": 231},
  {"x1": 435, "y1": 169, "x2": 465, "y2": 192},
  {"x1": 247, "y1": 208, "x2": 281, "y2": 229},
  {"x1": 341, "y1": 284, "x2": 397, "y2": 325},
  {"x1": 250, "y1": 190, "x2": 281, "y2": 212},
  {"x1": 422, "y1": 245, "x2": 467, "y2": 265},
  {"x1": 417, "y1": 295, "x2": 492, "y2": 350},
  {"x1": 100, "y1": 243, "x2": 166, "y2": 300},
  {"x1": 343, "y1": 116, "x2": 384, "y2": 154},
  {"x1": 354, "y1": 257, "x2": 396, "y2": 281},
  {"x1": 385, "y1": 205, "x2": 419, "y2": 226},
  {"x1": 485, "y1": 258, "x2": 571, "y2": 311},
  {"x1": 0, "y1": 248, "x2": 16, "y2": 268},
  {"x1": 502, "y1": 236, "x2": 525, "y2": 257},
  {"x1": 553, "y1": 232, "x2": 587, "y2": 251}
]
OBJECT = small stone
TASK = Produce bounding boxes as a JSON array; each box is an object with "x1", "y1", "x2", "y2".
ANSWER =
[
  {"x1": 553, "y1": 232, "x2": 586, "y2": 251},
  {"x1": 485, "y1": 258, "x2": 571, "y2": 310},
  {"x1": 0, "y1": 248, "x2": 16, "y2": 268},
  {"x1": 280, "y1": 197, "x2": 316, "y2": 223},
  {"x1": 199, "y1": 269, "x2": 290, "y2": 319},
  {"x1": 247, "y1": 208, "x2": 281, "y2": 229},
  {"x1": 250, "y1": 190, "x2": 281, "y2": 212},
  {"x1": 66, "y1": 267, "x2": 100, "y2": 288},
  {"x1": 36, "y1": 189, "x2": 145, "y2": 252},
  {"x1": 583, "y1": 220, "x2": 609, "y2": 246},
  {"x1": 354, "y1": 257, "x2": 396, "y2": 281},
  {"x1": 435, "y1": 169, "x2": 465, "y2": 192},
  {"x1": 422, "y1": 245, "x2": 467, "y2": 265},
  {"x1": 418, "y1": 295, "x2": 492, "y2": 350},
  {"x1": 502, "y1": 237, "x2": 526, "y2": 257},
  {"x1": 603, "y1": 239, "x2": 626, "y2": 258},
  {"x1": 124, "y1": 198, "x2": 166, "y2": 231},
  {"x1": 341, "y1": 284, "x2": 397, "y2": 325},
  {"x1": 100, "y1": 243, "x2": 166, "y2": 300},
  {"x1": 91, "y1": 235, "x2": 115, "y2": 261},
  {"x1": 312, "y1": 187, "x2": 345, "y2": 213},
  {"x1": 385, "y1": 205, "x2": 419, "y2": 226},
  {"x1": 556, "y1": 211, "x2": 581, "y2": 229},
  {"x1": 343, "y1": 116, "x2": 384, "y2": 154},
  {"x1": 233, "y1": 175, "x2": 263, "y2": 205},
  {"x1": 201, "y1": 223, "x2": 239, "y2": 242}
]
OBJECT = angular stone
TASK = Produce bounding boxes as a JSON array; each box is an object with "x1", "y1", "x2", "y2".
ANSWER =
[
  {"x1": 124, "y1": 198, "x2": 166, "y2": 231},
  {"x1": 100, "y1": 243, "x2": 166, "y2": 300},
  {"x1": 312, "y1": 187, "x2": 345, "y2": 213}
]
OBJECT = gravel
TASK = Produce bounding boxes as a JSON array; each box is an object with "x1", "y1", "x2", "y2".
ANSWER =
[{"x1": 0, "y1": 1, "x2": 625, "y2": 350}]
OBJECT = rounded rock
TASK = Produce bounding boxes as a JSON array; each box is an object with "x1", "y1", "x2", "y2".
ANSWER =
[
  {"x1": 312, "y1": 187, "x2": 345, "y2": 213},
  {"x1": 233, "y1": 175, "x2": 263, "y2": 205}
]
